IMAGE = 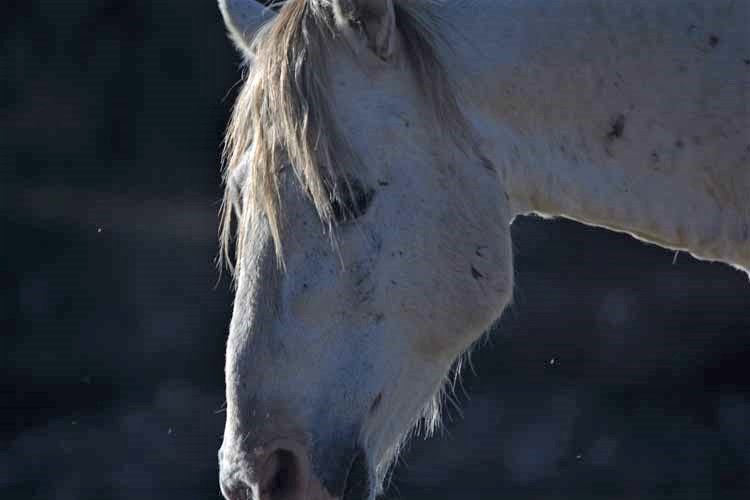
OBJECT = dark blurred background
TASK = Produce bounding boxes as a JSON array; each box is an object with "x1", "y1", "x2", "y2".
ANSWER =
[{"x1": 2, "y1": 1, "x2": 748, "y2": 499}]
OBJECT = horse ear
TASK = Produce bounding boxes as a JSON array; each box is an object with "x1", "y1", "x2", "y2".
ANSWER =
[
  {"x1": 332, "y1": 0, "x2": 397, "y2": 60},
  {"x1": 218, "y1": 0, "x2": 275, "y2": 54}
]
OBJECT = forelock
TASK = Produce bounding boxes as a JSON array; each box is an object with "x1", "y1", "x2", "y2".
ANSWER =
[{"x1": 219, "y1": 0, "x2": 477, "y2": 275}]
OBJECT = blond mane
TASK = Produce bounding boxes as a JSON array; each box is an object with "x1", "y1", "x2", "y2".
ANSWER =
[{"x1": 220, "y1": 0, "x2": 475, "y2": 273}]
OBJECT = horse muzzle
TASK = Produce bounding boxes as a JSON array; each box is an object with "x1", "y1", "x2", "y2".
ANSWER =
[{"x1": 219, "y1": 437, "x2": 372, "y2": 500}]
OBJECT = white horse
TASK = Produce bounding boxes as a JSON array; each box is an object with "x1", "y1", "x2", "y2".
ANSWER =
[{"x1": 216, "y1": 1, "x2": 749, "y2": 499}]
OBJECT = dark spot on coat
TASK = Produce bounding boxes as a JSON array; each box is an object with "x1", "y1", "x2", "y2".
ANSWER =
[
  {"x1": 355, "y1": 275, "x2": 368, "y2": 287},
  {"x1": 744, "y1": 59, "x2": 750, "y2": 66},
  {"x1": 651, "y1": 151, "x2": 660, "y2": 163},
  {"x1": 471, "y1": 266, "x2": 484, "y2": 280},
  {"x1": 370, "y1": 393, "x2": 383, "y2": 414},
  {"x1": 708, "y1": 34, "x2": 719, "y2": 47},
  {"x1": 607, "y1": 113, "x2": 626, "y2": 141},
  {"x1": 377, "y1": 180, "x2": 390, "y2": 187},
  {"x1": 369, "y1": 234, "x2": 383, "y2": 254},
  {"x1": 675, "y1": 139, "x2": 684, "y2": 149},
  {"x1": 480, "y1": 156, "x2": 496, "y2": 172},
  {"x1": 356, "y1": 286, "x2": 375, "y2": 305}
]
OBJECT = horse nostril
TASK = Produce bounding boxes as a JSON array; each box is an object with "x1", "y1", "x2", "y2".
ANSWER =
[{"x1": 260, "y1": 449, "x2": 304, "y2": 500}]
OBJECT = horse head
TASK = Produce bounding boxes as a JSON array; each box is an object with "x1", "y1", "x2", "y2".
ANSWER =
[{"x1": 217, "y1": 1, "x2": 513, "y2": 499}]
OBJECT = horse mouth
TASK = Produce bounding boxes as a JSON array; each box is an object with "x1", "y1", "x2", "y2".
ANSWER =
[{"x1": 342, "y1": 448, "x2": 370, "y2": 500}]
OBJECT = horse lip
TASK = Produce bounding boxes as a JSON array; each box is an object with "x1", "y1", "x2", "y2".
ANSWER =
[{"x1": 341, "y1": 447, "x2": 370, "y2": 500}]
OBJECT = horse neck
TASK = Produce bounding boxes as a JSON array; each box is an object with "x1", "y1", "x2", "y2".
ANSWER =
[{"x1": 445, "y1": 0, "x2": 750, "y2": 275}]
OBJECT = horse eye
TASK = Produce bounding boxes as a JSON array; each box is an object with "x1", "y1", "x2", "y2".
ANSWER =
[{"x1": 330, "y1": 180, "x2": 375, "y2": 223}]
